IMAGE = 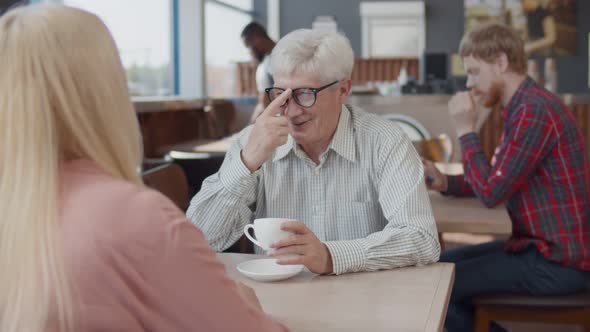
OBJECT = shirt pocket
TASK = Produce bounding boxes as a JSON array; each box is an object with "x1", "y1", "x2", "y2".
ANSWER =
[{"x1": 335, "y1": 201, "x2": 384, "y2": 240}]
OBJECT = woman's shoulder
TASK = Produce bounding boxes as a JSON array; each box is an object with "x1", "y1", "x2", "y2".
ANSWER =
[{"x1": 60, "y1": 159, "x2": 191, "y2": 242}]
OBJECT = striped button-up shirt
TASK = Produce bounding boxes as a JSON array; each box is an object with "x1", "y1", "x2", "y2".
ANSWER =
[{"x1": 187, "y1": 105, "x2": 440, "y2": 274}]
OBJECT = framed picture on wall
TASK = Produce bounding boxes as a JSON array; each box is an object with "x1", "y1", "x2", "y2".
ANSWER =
[
  {"x1": 360, "y1": 1, "x2": 426, "y2": 57},
  {"x1": 464, "y1": 0, "x2": 577, "y2": 56}
]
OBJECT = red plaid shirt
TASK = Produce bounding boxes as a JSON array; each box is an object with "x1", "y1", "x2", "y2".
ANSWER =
[{"x1": 445, "y1": 77, "x2": 590, "y2": 271}]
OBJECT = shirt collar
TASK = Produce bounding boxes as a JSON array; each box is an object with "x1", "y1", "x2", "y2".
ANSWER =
[
  {"x1": 272, "y1": 105, "x2": 357, "y2": 163},
  {"x1": 273, "y1": 134, "x2": 296, "y2": 162},
  {"x1": 502, "y1": 76, "x2": 535, "y2": 120},
  {"x1": 328, "y1": 105, "x2": 356, "y2": 163}
]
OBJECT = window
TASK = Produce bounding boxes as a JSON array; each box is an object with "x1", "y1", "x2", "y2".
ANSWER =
[
  {"x1": 205, "y1": 0, "x2": 253, "y2": 97},
  {"x1": 215, "y1": 0, "x2": 252, "y2": 11},
  {"x1": 63, "y1": 0, "x2": 173, "y2": 96}
]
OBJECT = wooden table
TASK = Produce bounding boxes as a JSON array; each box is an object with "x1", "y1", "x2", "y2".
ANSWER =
[
  {"x1": 218, "y1": 253, "x2": 455, "y2": 332},
  {"x1": 167, "y1": 137, "x2": 233, "y2": 159},
  {"x1": 177, "y1": 137, "x2": 453, "y2": 158},
  {"x1": 429, "y1": 192, "x2": 512, "y2": 234},
  {"x1": 191, "y1": 137, "x2": 233, "y2": 153},
  {"x1": 430, "y1": 162, "x2": 512, "y2": 235}
]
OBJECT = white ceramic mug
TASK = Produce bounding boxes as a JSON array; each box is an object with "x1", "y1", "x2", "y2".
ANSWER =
[{"x1": 243, "y1": 218, "x2": 294, "y2": 251}]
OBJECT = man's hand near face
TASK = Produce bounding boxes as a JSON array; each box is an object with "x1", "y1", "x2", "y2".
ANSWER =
[
  {"x1": 241, "y1": 89, "x2": 291, "y2": 172},
  {"x1": 448, "y1": 91, "x2": 479, "y2": 137}
]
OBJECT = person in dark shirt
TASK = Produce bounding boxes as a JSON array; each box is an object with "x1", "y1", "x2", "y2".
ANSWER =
[
  {"x1": 522, "y1": 0, "x2": 557, "y2": 55},
  {"x1": 424, "y1": 22, "x2": 590, "y2": 332}
]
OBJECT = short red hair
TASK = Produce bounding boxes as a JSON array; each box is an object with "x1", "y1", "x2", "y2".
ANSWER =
[{"x1": 459, "y1": 22, "x2": 527, "y2": 75}]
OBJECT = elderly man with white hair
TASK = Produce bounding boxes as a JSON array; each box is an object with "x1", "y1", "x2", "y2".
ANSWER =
[{"x1": 187, "y1": 29, "x2": 440, "y2": 275}]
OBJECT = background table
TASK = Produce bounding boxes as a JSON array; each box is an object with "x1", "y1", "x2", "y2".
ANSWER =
[
  {"x1": 430, "y1": 163, "x2": 512, "y2": 235},
  {"x1": 429, "y1": 192, "x2": 512, "y2": 234}
]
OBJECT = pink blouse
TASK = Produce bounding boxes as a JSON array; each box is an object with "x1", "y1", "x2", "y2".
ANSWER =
[{"x1": 57, "y1": 160, "x2": 287, "y2": 331}]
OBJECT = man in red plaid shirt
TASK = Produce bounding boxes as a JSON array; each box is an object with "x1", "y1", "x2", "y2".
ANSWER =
[{"x1": 424, "y1": 23, "x2": 590, "y2": 332}]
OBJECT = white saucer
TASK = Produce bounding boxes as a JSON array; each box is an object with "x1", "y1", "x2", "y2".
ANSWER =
[{"x1": 237, "y1": 258, "x2": 304, "y2": 282}]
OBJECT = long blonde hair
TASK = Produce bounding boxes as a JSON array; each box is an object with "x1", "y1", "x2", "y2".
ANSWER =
[{"x1": 0, "y1": 4, "x2": 142, "y2": 331}]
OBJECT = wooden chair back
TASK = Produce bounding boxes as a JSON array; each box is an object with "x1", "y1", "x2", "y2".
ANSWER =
[{"x1": 142, "y1": 162, "x2": 190, "y2": 211}]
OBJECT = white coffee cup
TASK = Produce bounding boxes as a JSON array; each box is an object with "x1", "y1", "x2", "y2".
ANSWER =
[{"x1": 243, "y1": 218, "x2": 295, "y2": 251}]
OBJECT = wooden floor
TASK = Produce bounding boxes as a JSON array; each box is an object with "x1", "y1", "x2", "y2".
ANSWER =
[{"x1": 443, "y1": 233, "x2": 583, "y2": 332}]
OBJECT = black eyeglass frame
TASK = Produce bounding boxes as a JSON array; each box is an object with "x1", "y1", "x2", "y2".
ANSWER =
[{"x1": 264, "y1": 80, "x2": 339, "y2": 108}]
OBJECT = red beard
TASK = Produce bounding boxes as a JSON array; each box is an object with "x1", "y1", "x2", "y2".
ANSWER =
[{"x1": 481, "y1": 80, "x2": 504, "y2": 108}]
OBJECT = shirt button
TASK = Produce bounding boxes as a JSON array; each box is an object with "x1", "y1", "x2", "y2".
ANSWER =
[
  {"x1": 314, "y1": 169, "x2": 320, "y2": 176},
  {"x1": 496, "y1": 170, "x2": 502, "y2": 176}
]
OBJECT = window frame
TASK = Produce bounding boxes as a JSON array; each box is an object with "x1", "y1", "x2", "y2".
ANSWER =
[{"x1": 29, "y1": 0, "x2": 279, "y2": 98}]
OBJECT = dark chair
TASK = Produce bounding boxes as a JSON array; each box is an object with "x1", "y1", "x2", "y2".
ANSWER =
[
  {"x1": 165, "y1": 150, "x2": 225, "y2": 198},
  {"x1": 142, "y1": 160, "x2": 190, "y2": 211},
  {"x1": 161, "y1": 152, "x2": 251, "y2": 253},
  {"x1": 474, "y1": 290, "x2": 590, "y2": 332}
]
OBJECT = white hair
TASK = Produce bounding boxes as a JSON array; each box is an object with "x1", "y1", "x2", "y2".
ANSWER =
[{"x1": 270, "y1": 29, "x2": 354, "y2": 82}]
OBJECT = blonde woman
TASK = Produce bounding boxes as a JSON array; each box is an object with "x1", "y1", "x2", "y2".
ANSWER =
[{"x1": 0, "y1": 4, "x2": 287, "y2": 332}]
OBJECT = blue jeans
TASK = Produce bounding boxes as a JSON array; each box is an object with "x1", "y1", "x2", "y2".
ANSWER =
[{"x1": 440, "y1": 241, "x2": 590, "y2": 332}]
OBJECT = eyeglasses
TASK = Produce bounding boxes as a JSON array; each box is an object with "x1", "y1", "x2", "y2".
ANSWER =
[{"x1": 265, "y1": 80, "x2": 339, "y2": 108}]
